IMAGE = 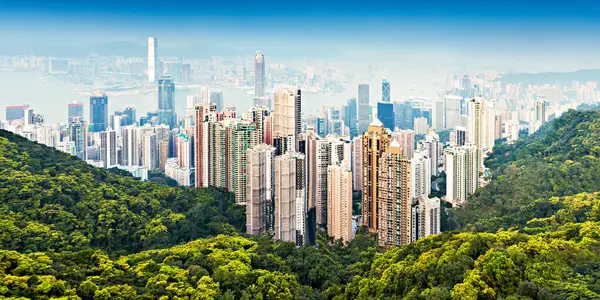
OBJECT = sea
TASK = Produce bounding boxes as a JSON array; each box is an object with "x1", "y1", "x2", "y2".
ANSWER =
[{"x1": 0, "y1": 69, "x2": 442, "y2": 124}]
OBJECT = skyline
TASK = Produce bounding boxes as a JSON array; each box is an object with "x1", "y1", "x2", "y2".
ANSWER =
[{"x1": 1, "y1": 1, "x2": 600, "y2": 70}]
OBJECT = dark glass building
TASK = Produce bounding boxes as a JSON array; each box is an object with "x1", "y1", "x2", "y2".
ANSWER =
[
  {"x1": 377, "y1": 102, "x2": 395, "y2": 130},
  {"x1": 394, "y1": 101, "x2": 413, "y2": 130},
  {"x1": 89, "y1": 91, "x2": 108, "y2": 132},
  {"x1": 158, "y1": 76, "x2": 176, "y2": 128}
]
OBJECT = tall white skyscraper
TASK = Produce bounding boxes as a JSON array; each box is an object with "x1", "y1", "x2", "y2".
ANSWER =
[
  {"x1": 444, "y1": 95, "x2": 462, "y2": 130},
  {"x1": 148, "y1": 37, "x2": 158, "y2": 83},
  {"x1": 99, "y1": 129, "x2": 117, "y2": 168},
  {"x1": 327, "y1": 161, "x2": 353, "y2": 243},
  {"x1": 444, "y1": 145, "x2": 479, "y2": 206}
]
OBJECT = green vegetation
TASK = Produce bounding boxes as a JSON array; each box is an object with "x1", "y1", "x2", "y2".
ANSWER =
[
  {"x1": 448, "y1": 109, "x2": 600, "y2": 231},
  {"x1": 0, "y1": 130, "x2": 245, "y2": 254},
  {"x1": 2, "y1": 109, "x2": 600, "y2": 299}
]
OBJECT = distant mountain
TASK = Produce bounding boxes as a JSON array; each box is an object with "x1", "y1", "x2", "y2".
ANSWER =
[{"x1": 499, "y1": 69, "x2": 600, "y2": 85}]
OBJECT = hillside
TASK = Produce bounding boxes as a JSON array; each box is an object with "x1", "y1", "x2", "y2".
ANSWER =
[
  {"x1": 1, "y1": 193, "x2": 600, "y2": 299},
  {"x1": 449, "y1": 109, "x2": 600, "y2": 231},
  {"x1": 2, "y1": 110, "x2": 600, "y2": 299},
  {"x1": 0, "y1": 130, "x2": 245, "y2": 254}
]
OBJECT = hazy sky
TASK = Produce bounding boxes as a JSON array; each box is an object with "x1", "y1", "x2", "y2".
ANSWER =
[{"x1": 1, "y1": 0, "x2": 600, "y2": 70}]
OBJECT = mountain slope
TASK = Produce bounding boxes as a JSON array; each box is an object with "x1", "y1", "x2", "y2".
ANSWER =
[
  {"x1": 449, "y1": 109, "x2": 600, "y2": 231},
  {"x1": 0, "y1": 130, "x2": 245, "y2": 254}
]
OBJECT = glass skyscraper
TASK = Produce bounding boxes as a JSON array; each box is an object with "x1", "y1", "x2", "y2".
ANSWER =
[
  {"x1": 158, "y1": 76, "x2": 176, "y2": 128},
  {"x1": 377, "y1": 102, "x2": 395, "y2": 130},
  {"x1": 382, "y1": 79, "x2": 391, "y2": 102},
  {"x1": 90, "y1": 91, "x2": 108, "y2": 132},
  {"x1": 343, "y1": 98, "x2": 358, "y2": 138},
  {"x1": 67, "y1": 101, "x2": 84, "y2": 123},
  {"x1": 357, "y1": 84, "x2": 370, "y2": 134}
]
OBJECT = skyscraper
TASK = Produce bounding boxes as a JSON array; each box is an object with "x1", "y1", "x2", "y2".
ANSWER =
[
  {"x1": 377, "y1": 140, "x2": 411, "y2": 248},
  {"x1": 393, "y1": 101, "x2": 413, "y2": 130},
  {"x1": 254, "y1": 51, "x2": 265, "y2": 98},
  {"x1": 158, "y1": 76, "x2": 176, "y2": 128},
  {"x1": 343, "y1": 98, "x2": 358, "y2": 138},
  {"x1": 382, "y1": 79, "x2": 391, "y2": 102},
  {"x1": 99, "y1": 129, "x2": 117, "y2": 168},
  {"x1": 141, "y1": 132, "x2": 158, "y2": 170},
  {"x1": 410, "y1": 195, "x2": 441, "y2": 242},
  {"x1": 377, "y1": 102, "x2": 395, "y2": 131},
  {"x1": 274, "y1": 152, "x2": 298, "y2": 243},
  {"x1": 5, "y1": 105, "x2": 29, "y2": 122},
  {"x1": 123, "y1": 106, "x2": 136, "y2": 126},
  {"x1": 361, "y1": 119, "x2": 392, "y2": 234},
  {"x1": 67, "y1": 100, "x2": 84, "y2": 124},
  {"x1": 327, "y1": 160, "x2": 353, "y2": 243},
  {"x1": 444, "y1": 95, "x2": 462, "y2": 130},
  {"x1": 194, "y1": 103, "x2": 218, "y2": 188},
  {"x1": 535, "y1": 98, "x2": 547, "y2": 125},
  {"x1": 357, "y1": 84, "x2": 370, "y2": 134},
  {"x1": 391, "y1": 129, "x2": 415, "y2": 160},
  {"x1": 246, "y1": 144, "x2": 276, "y2": 236},
  {"x1": 445, "y1": 145, "x2": 479, "y2": 206},
  {"x1": 410, "y1": 152, "x2": 431, "y2": 199},
  {"x1": 90, "y1": 91, "x2": 108, "y2": 132},
  {"x1": 273, "y1": 88, "x2": 301, "y2": 149},
  {"x1": 414, "y1": 117, "x2": 429, "y2": 135},
  {"x1": 228, "y1": 121, "x2": 258, "y2": 204},
  {"x1": 455, "y1": 126, "x2": 467, "y2": 146},
  {"x1": 67, "y1": 119, "x2": 87, "y2": 160},
  {"x1": 352, "y1": 136, "x2": 362, "y2": 191},
  {"x1": 148, "y1": 37, "x2": 158, "y2": 83},
  {"x1": 432, "y1": 99, "x2": 444, "y2": 131},
  {"x1": 210, "y1": 90, "x2": 224, "y2": 111}
]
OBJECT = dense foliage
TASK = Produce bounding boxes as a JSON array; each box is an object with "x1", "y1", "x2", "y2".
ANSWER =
[
  {"x1": 449, "y1": 109, "x2": 600, "y2": 231},
  {"x1": 3, "y1": 109, "x2": 600, "y2": 299},
  {"x1": 0, "y1": 130, "x2": 245, "y2": 254}
]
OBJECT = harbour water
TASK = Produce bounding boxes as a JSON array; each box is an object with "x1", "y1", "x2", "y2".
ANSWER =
[{"x1": 0, "y1": 69, "x2": 442, "y2": 124}]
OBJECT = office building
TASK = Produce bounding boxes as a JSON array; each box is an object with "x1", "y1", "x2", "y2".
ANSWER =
[
  {"x1": 377, "y1": 140, "x2": 411, "y2": 248},
  {"x1": 377, "y1": 102, "x2": 395, "y2": 131},
  {"x1": 327, "y1": 160, "x2": 353, "y2": 243},
  {"x1": 394, "y1": 101, "x2": 413, "y2": 130},
  {"x1": 361, "y1": 119, "x2": 392, "y2": 233},
  {"x1": 343, "y1": 98, "x2": 358, "y2": 138},
  {"x1": 391, "y1": 128, "x2": 415, "y2": 160},
  {"x1": 444, "y1": 145, "x2": 479, "y2": 206},
  {"x1": 123, "y1": 106, "x2": 137, "y2": 126},
  {"x1": 90, "y1": 91, "x2": 108, "y2": 132},
  {"x1": 67, "y1": 101, "x2": 84, "y2": 124},
  {"x1": 444, "y1": 95, "x2": 462, "y2": 130},
  {"x1": 410, "y1": 196, "x2": 441, "y2": 242},
  {"x1": 246, "y1": 144, "x2": 276, "y2": 235},
  {"x1": 254, "y1": 51, "x2": 265, "y2": 98},
  {"x1": 432, "y1": 100, "x2": 444, "y2": 131},
  {"x1": 414, "y1": 117, "x2": 429, "y2": 135},
  {"x1": 5, "y1": 105, "x2": 29, "y2": 122},
  {"x1": 67, "y1": 119, "x2": 87, "y2": 160},
  {"x1": 357, "y1": 84, "x2": 370, "y2": 134},
  {"x1": 158, "y1": 76, "x2": 176, "y2": 128},
  {"x1": 99, "y1": 129, "x2": 117, "y2": 168},
  {"x1": 210, "y1": 90, "x2": 224, "y2": 111},
  {"x1": 148, "y1": 37, "x2": 158, "y2": 83},
  {"x1": 382, "y1": 79, "x2": 391, "y2": 102}
]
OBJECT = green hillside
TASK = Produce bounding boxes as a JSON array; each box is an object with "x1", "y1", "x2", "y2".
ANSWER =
[
  {"x1": 449, "y1": 109, "x2": 600, "y2": 231},
  {"x1": 2, "y1": 109, "x2": 600, "y2": 299},
  {"x1": 0, "y1": 130, "x2": 245, "y2": 254}
]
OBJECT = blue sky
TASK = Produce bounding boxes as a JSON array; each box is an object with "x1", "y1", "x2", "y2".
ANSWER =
[{"x1": 1, "y1": 0, "x2": 599, "y2": 59}]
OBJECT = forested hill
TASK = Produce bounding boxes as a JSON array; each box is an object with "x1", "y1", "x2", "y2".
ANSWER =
[
  {"x1": 449, "y1": 109, "x2": 600, "y2": 231},
  {"x1": 0, "y1": 130, "x2": 245, "y2": 254}
]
